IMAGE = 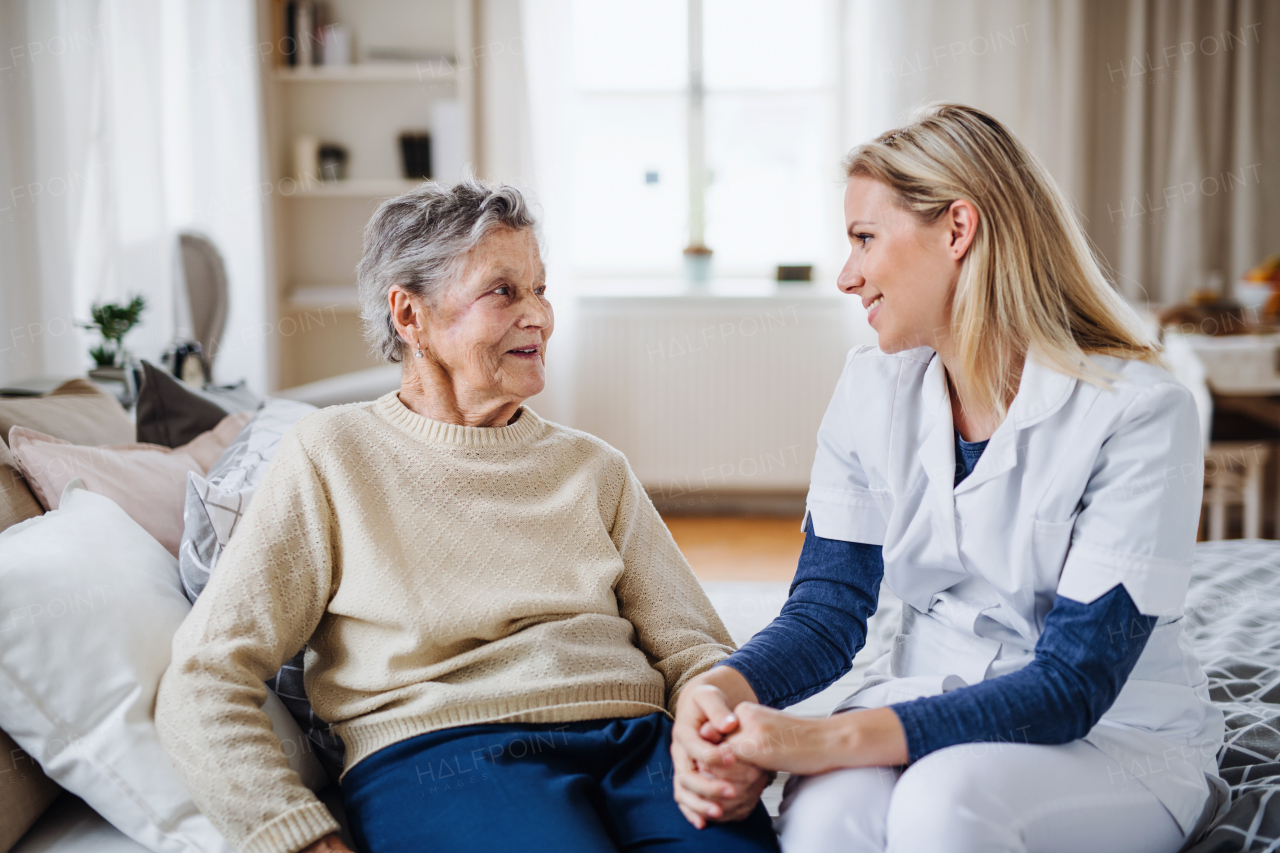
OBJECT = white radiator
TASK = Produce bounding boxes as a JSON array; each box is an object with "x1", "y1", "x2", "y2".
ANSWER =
[{"x1": 572, "y1": 295, "x2": 859, "y2": 505}]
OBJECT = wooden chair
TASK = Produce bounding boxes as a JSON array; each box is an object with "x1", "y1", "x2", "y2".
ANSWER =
[
  {"x1": 176, "y1": 232, "x2": 228, "y2": 374},
  {"x1": 1203, "y1": 441, "x2": 1270, "y2": 540}
]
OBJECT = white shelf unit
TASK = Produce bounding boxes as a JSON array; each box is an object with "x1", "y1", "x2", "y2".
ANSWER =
[{"x1": 259, "y1": 0, "x2": 476, "y2": 391}]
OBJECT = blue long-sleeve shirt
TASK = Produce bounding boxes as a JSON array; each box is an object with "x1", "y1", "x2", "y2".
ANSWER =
[{"x1": 719, "y1": 432, "x2": 1158, "y2": 764}]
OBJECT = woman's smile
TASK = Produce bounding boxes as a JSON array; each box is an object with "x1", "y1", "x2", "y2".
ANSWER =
[
  {"x1": 506, "y1": 343, "x2": 542, "y2": 360},
  {"x1": 865, "y1": 294, "x2": 885, "y2": 325}
]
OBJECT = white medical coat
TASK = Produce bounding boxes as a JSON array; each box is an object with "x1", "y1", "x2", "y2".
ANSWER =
[{"x1": 807, "y1": 345, "x2": 1224, "y2": 834}]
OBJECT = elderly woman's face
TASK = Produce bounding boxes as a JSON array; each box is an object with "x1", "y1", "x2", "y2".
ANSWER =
[{"x1": 417, "y1": 227, "x2": 552, "y2": 403}]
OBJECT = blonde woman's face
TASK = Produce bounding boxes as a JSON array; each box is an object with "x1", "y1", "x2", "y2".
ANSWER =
[{"x1": 837, "y1": 177, "x2": 963, "y2": 355}]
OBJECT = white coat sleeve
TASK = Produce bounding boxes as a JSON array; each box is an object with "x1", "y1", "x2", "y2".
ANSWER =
[
  {"x1": 1055, "y1": 381, "x2": 1204, "y2": 616},
  {"x1": 804, "y1": 347, "x2": 891, "y2": 545}
]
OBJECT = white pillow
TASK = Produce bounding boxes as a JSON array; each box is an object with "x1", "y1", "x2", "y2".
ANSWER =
[{"x1": 0, "y1": 480, "x2": 326, "y2": 853}]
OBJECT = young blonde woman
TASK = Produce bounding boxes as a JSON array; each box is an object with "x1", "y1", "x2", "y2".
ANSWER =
[{"x1": 669, "y1": 104, "x2": 1226, "y2": 853}]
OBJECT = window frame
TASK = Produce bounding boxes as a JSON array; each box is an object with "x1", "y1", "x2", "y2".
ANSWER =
[{"x1": 568, "y1": 0, "x2": 845, "y2": 286}]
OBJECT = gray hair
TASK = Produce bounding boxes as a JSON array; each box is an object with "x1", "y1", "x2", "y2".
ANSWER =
[{"x1": 356, "y1": 176, "x2": 539, "y2": 363}]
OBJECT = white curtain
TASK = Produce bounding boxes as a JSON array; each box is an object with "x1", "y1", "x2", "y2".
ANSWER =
[
  {"x1": 844, "y1": 0, "x2": 1280, "y2": 305},
  {"x1": 0, "y1": 0, "x2": 270, "y2": 391}
]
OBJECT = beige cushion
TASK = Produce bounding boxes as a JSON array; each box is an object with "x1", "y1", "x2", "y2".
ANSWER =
[
  {"x1": 0, "y1": 444, "x2": 41, "y2": 537},
  {"x1": 0, "y1": 380, "x2": 133, "y2": 448},
  {"x1": 0, "y1": 717, "x2": 60, "y2": 852},
  {"x1": 8, "y1": 412, "x2": 250, "y2": 557}
]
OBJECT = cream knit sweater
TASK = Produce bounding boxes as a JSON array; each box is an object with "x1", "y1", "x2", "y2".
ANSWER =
[{"x1": 154, "y1": 392, "x2": 735, "y2": 853}]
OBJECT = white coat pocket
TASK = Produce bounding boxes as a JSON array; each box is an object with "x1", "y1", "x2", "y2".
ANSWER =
[{"x1": 1032, "y1": 516, "x2": 1076, "y2": 589}]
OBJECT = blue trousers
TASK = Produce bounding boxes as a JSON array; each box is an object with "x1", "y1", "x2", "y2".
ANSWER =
[{"x1": 341, "y1": 713, "x2": 780, "y2": 852}]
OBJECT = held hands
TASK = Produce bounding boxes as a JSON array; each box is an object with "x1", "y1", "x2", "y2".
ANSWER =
[
  {"x1": 716, "y1": 704, "x2": 847, "y2": 776},
  {"x1": 671, "y1": 681, "x2": 772, "y2": 829},
  {"x1": 670, "y1": 669, "x2": 913, "y2": 829},
  {"x1": 720, "y1": 704, "x2": 910, "y2": 776}
]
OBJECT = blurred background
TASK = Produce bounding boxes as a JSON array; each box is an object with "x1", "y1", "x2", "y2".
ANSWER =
[{"x1": 1, "y1": 0, "x2": 1278, "y2": 549}]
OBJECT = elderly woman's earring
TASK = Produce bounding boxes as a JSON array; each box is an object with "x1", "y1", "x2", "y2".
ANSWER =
[{"x1": 415, "y1": 348, "x2": 424, "y2": 358}]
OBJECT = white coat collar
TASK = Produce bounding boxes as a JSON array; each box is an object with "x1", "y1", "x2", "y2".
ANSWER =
[
  {"x1": 920, "y1": 347, "x2": 1077, "y2": 427},
  {"x1": 919, "y1": 348, "x2": 1078, "y2": 496}
]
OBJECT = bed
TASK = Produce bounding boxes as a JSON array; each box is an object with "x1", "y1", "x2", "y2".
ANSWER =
[{"x1": 1179, "y1": 541, "x2": 1280, "y2": 852}]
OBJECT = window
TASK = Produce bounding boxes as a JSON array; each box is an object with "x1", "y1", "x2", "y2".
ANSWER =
[{"x1": 569, "y1": 0, "x2": 840, "y2": 281}]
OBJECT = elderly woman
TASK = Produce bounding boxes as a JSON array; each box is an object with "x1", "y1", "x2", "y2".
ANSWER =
[{"x1": 155, "y1": 179, "x2": 779, "y2": 853}]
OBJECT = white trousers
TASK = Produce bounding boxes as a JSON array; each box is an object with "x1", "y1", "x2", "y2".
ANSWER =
[{"x1": 775, "y1": 739, "x2": 1187, "y2": 853}]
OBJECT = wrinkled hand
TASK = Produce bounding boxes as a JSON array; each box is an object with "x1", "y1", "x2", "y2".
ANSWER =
[
  {"x1": 300, "y1": 833, "x2": 354, "y2": 853},
  {"x1": 671, "y1": 683, "x2": 772, "y2": 828}
]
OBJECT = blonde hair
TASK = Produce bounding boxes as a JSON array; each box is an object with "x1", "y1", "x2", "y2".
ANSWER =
[{"x1": 843, "y1": 103, "x2": 1160, "y2": 420}]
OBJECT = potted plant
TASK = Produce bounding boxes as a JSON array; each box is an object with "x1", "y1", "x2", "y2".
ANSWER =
[
  {"x1": 81, "y1": 296, "x2": 146, "y2": 371},
  {"x1": 80, "y1": 297, "x2": 146, "y2": 403}
]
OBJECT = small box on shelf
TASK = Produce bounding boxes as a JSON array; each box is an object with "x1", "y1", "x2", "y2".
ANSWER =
[
  {"x1": 399, "y1": 132, "x2": 432, "y2": 179},
  {"x1": 776, "y1": 265, "x2": 813, "y2": 283}
]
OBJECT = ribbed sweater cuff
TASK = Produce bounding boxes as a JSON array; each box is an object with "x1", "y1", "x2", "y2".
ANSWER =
[
  {"x1": 887, "y1": 701, "x2": 929, "y2": 764},
  {"x1": 242, "y1": 802, "x2": 341, "y2": 853}
]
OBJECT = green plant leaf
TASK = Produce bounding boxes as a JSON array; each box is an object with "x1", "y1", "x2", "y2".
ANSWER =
[{"x1": 83, "y1": 295, "x2": 145, "y2": 366}]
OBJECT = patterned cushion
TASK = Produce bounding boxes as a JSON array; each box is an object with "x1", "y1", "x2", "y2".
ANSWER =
[
  {"x1": 178, "y1": 398, "x2": 316, "y2": 600},
  {"x1": 266, "y1": 650, "x2": 346, "y2": 784},
  {"x1": 1183, "y1": 541, "x2": 1280, "y2": 852}
]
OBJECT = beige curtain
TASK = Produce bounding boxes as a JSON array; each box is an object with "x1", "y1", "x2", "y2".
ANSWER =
[
  {"x1": 845, "y1": 0, "x2": 1280, "y2": 306},
  {"x1": 1082, "y1": 0, "x2": 1278, "y2": 304}
]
